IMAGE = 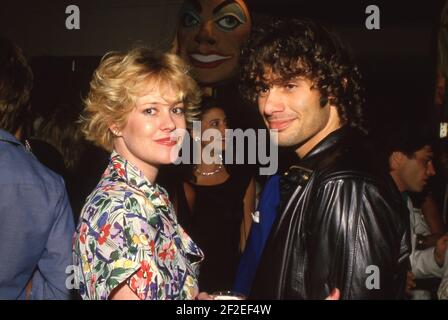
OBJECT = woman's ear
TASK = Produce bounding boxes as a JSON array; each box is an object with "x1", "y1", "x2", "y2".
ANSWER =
[{"x1": 109, "y1": 124, "x2": 121, "y2": 137}]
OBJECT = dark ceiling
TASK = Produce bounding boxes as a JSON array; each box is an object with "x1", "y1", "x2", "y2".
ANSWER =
[{"x1": 246, "y1": 0, "x2": 443, "y2": 26}]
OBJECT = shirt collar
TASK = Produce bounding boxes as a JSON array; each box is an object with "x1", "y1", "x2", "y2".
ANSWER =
[
  {"x1": 0, "y1": 129, "x2": 22, "y2": 146},
  {"x1": 109, "y1": 151, "x2": 170, "y2": 209}
]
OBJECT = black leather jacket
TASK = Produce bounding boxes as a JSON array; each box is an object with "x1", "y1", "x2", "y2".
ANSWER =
[{"x1": 250, "y1": 127, "x2": 411, "y2": 300}]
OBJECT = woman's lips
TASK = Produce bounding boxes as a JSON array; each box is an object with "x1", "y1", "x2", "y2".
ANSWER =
[
  {"x1": 155, "y1": 137, "x2": 177, "y2": 147},
  {"x1": 189, "y1": 53, "x2": 232, "y2": 68},
  {"x1": 268, "y1": 119, "x2": 295, "y2": 131}
]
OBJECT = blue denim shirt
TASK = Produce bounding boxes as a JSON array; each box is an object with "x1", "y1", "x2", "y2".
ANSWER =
[{"x1": 0, "y1": 129, "x2": 75, "y2": 299}]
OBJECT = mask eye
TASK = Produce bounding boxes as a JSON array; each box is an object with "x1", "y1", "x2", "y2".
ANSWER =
[
  {"x1": 181, "y1": 12, "x2": 200, "y2": 28},
  {"x1": 216, "y1": 15, "x2": 241, "y2": 31}
]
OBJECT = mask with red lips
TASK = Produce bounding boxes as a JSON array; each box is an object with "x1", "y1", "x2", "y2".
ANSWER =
[{"x1": 177, "y1": 0, "x2": 251, "y2": 86}]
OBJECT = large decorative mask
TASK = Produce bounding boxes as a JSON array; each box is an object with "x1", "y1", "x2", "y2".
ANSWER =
[{"x1": 177, "y1": 0, "x2": 252, "y2": 86}]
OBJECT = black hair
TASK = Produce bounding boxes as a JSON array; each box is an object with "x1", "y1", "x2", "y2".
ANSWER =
[
  {"x1": 0, "y1": 37, "x2": 33, "y2": 134},
  {"x1": 239, "y1": 17, "x2": 366, "y2": 133}
]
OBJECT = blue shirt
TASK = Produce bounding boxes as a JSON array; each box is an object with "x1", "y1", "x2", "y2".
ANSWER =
[
  {"x1": 0, "y1": 129, "x2": 75, "y2": 299},
  {"x1": 233, "y1": 175, "x2": 281, "y2": 296}
]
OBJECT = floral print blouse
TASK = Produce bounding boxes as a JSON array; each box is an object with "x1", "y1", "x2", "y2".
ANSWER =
[{"x1": 72, "y1": 151, "x2": 203, "y2": 300}]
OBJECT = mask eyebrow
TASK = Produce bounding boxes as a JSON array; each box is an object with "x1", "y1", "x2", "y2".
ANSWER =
[{"x1": 212, "y1": 0, "x2": 238, "y2": 14}]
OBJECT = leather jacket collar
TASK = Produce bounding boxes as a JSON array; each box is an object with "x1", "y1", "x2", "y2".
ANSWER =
[
  {"x1": 280, "y1": 126, "x2": 353, "y2": 201},
  {"x1": 300, "y1": 126, "x2": 353, "y2": 168}
]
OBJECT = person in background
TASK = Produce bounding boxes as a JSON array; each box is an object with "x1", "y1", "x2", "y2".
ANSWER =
[
  {"x1": 0, "y1": 37, "x2": 75, "y2": 299},
  {"x1": 385, "y1": 126, "x2": 448, "y2": 295},
  {"x1": 72, "y1": 47, "x2": 204, "y2": 300},
  {"x1": 410, "y1": 192, "x2": 446, "y2": 250},
  {"x1": 169, "y1": 96, "x2": 255, "y2": 293}
]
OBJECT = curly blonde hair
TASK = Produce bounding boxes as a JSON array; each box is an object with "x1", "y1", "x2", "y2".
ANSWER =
[{"x1": 81, "y1": 47, "x2": 201, "y2": 151}]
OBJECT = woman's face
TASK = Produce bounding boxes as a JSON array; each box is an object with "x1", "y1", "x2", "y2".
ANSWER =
[
  {"x1": 200, "y1": 107, "x2": 228, "y2": 150},
  {"x1": 115, "y1": 82, "x2": 187, "y2": 173},
  {"x1": 177, "y1": 0, "x2": 251, "y2": 85}
]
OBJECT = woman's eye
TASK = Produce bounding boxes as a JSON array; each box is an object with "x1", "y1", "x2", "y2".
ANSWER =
[
  {"x1": 144, "y1": 108, "x2": 156, "y2": 115},
  {"x1": 182, "y1": 12, "x2": 200, "y2": 28},
  {"x1": 216, "y1": 15, "x2": 241, "y2": 30},
  {"x1": 285, "y1": 83, "x2": 297, "y2": 90},
  {"x1": 172, "y1": 107, "x2": 185, "y2": 115}
]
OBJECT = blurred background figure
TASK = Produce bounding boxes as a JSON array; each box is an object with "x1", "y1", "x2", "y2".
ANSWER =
[
  {"x1": 29, "y1": 104, "x2": 105, "y2": 224},
  {"x1": 384, "y1": 123, "x2": 448, "y2": 298},
  {"x1": 0, "y1": 37, "x2": 74, "y2": 300},
  {"x1": 28, "y1": 56, "x2": 109, "y2": 224}
]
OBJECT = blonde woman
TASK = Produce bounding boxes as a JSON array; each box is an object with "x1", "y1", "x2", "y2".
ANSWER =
[{"x1": 72, "y1": 48, "x2": 203, "y2": 300}]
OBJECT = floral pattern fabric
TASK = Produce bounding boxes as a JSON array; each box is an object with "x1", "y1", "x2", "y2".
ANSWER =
[{"x1": 72, "y1": 151, "x2": 203, "y2": 300}]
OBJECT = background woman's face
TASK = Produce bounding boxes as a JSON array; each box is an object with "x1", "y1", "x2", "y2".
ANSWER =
[
  {"x1": 177, "y1": 0, "x2": 251, "y2": 85},
  {"x1": 201, "y1": 107, "x2": 228, "y2": 150}
]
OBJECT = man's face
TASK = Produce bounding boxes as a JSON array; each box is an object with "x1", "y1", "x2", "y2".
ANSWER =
[
  {"x1": 257, "y1": 72, "x2": 333, "y2": 155},
  {"x1": 395, "y1": 145, "x2": 436, "y2": 192},
  {"x1": 177, "y1": 0, "x2": 251, "y2": 85}
]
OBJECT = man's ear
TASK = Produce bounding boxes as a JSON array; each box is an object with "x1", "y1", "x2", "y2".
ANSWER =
[
  {"x1": 109, "y1": 124, "x2": 121, "y2": 137},
  {"x1": 389, "y1": 151, "x2": 404, "y2": 170}
]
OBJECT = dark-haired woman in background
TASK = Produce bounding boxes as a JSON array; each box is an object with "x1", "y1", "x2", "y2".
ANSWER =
[{"x1": 166, "y1": 97, "x2": 255, "y2": 293}]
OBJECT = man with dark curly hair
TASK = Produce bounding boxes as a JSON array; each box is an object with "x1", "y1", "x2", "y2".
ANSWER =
[{"x1": 241, "y1": 18, "x2": 411, "y2": 299}]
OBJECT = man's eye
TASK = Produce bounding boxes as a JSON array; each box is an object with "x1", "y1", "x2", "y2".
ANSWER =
[
  {"x1": 182, "y1": 12, "x2": 200, "y2": 28},
  {"x1": 256, "y1": 86, "x2": 269, "y2": 96},
  {"x1": 285, "y1": 83, "x2": 297, "y2": 90},
  {"x1": 216, "y1": 15, "x2": 241, "y2": 30}
]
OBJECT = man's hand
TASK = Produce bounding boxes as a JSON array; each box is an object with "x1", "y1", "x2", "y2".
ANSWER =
[
  {"x1": 325, "y1": 288, "x2": 340, "y2": 300},
  {"x1": 434, "y1": 234, "x2": 448, "y2": 267},
  {"x1": 405, "y1": 271, "x2": 416, "y2": 296}
]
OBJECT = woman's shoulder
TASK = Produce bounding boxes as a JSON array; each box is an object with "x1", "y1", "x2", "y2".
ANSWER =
[{"x1": 80, "y1": 179, "x2": 154, "y2": 222}]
